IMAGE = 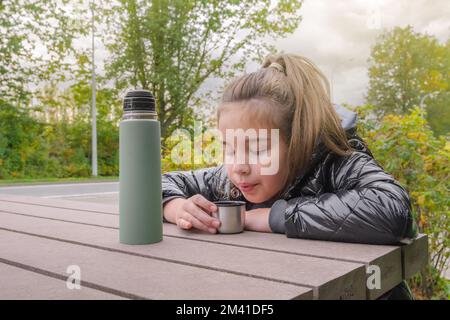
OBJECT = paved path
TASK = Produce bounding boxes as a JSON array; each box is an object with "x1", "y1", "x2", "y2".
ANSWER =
[{"x1": 0, "y1": 182, "x2": 119, "y2": 205}]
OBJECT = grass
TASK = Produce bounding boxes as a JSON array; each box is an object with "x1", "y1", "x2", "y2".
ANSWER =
[{"x1": 0, "y1": 176, "x2": 119, "y2": 186}]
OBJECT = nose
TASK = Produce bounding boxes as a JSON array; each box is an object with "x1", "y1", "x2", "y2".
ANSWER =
[{"x1": 232, "y1": 163, "x2": 250, "y2": 176}]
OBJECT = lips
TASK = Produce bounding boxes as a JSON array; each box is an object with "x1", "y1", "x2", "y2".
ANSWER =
[{"x1": 237, "y1": 183, "x2": 258, "y2": 192}]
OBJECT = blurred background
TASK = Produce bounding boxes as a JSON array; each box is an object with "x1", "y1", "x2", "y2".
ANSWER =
[{"x1": 0, "y1": 0, "x2": 448, "y2": 299}]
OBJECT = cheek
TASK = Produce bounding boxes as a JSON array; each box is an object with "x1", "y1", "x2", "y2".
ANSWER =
[
  {"x1": 258, "y1": 172, "x2": 286, "y2": 189},
  {"x1": 257, "y1": 152, "x2": 289, "y2": 191}
]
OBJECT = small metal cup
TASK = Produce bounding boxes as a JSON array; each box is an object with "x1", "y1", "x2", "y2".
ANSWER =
[{"x1": 212, "y1": 201, "x2": 246, "y2": 234}]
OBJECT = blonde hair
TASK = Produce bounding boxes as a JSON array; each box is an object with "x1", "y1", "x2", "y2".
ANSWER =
[{"x1": 217, "y1": 53, "x2": 351, "y2": 196}]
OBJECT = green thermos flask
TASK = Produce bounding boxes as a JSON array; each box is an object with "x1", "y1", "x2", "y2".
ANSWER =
[{"x1": 119, "y1": 89, "x2": 163, "y2": 244}]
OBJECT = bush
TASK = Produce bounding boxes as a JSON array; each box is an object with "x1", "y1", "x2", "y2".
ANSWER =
[
  {"x1": 355, "y1": 104, "x2": 449, "y2": 299},
  {"x1": 0, "y1": 100, "x2": 49, "y2": 178},
  {"x1": 0, "y1": 100, "x2": 120, "y2": 179}
]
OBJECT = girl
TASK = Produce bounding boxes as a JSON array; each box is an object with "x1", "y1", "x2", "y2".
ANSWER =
[{"x1": 162, "y1": 53, "x2": 417, "y2": 299}]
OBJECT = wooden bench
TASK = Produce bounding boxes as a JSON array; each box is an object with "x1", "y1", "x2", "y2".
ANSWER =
[{"x1": 0, "y1": 193, "x2": 428, "y2": 300}]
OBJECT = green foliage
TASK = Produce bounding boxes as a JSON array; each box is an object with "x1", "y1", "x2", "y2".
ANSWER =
[
  {"x1": 367, "y1": 26, "x2": 450, "y2": 136},
  {"x1": 0, "y1": 0, "x2": 89, "y2": 105},
  {"x1": 355, "y1": 104, "x2": 449, "y2": 299},
  {"x1": 0, "y1": 77, "x2": 121, "y2": 178},
  {"x1": 0, "y1": 100, "x2": 47, "y2": 178}
]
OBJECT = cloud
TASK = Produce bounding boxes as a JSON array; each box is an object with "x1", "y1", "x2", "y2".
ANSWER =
[
  {"x1": 267, "y1": 0, "x2": 450, "y2": 106},
  {"x1": 44, "y1": 0, "x2": 447, "y2": 111}
]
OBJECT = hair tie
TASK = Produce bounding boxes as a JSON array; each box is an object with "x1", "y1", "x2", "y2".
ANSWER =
[{"x1": 268, "y1": 62, "x2": 285, "y2": 74}]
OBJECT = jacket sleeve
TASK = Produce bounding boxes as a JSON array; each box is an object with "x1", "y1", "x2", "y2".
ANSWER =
[
  {"x1": 269, "y1": 151, "x2": 417, "y2": 245},
  {"x1": 161, "y1": 164, "x2": 226, "y2": 207}
]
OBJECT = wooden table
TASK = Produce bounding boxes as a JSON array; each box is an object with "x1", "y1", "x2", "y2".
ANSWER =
[{"x1": 0, "y1": 193, "x2": 428, "y2": 300}]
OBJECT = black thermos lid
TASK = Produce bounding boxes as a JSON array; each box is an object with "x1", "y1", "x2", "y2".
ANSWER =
[{"x1": 123, "y1": 90, "x2": 156, "y2": 112}]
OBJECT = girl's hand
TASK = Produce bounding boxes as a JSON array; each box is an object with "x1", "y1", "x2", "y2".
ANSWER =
[
  {"x1": 245, "y1": 208, "x2": 272, "y2": 233},
  {"x1": 163, "y1": 195, "x2": 221, "y2": 234}
]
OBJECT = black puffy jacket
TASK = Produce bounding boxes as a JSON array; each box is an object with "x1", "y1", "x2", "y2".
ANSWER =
[{"x1": 161, "y1": 105, "x2": 417, "y2": 299}]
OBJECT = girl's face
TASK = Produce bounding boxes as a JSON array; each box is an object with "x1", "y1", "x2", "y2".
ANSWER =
[{"x1": 218, "y1": 107, "x2": 289, "y2": 204}]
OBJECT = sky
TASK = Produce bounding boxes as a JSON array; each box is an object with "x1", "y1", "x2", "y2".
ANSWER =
[
  {"x1": 239, "y1": 0, "x2": 450, "y2": 107},
  {"x1": 46, "y1": 0, "x2": 449, "y2": 112}
]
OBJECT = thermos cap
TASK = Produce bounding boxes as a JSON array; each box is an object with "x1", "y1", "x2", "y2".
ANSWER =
[{"x1": 123, "y1": 90, "x2": 156, "y2": 113}]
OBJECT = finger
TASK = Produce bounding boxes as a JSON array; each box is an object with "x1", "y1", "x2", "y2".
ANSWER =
[
  {"x1": 181, "y1": 212, "x2": 217, "y2": 234},
  {"x1": 176, "y1": 218, "x2": 192, "y2": 230},
  {"x1": 191, "y1": 194, "x2": 218, "y2": 214},
  {"x1": 186, "y1": 201, "x2": 220, "y2": 228}
]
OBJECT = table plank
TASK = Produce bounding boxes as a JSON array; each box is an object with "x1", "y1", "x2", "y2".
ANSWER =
[
  {"x1": 0, "y1": 193, "x2": 118, "y2": 214},
  {"x1": 0, "y1": 211, "x2": 365, "y2": 299},
  {"x1": 0, "y1": 196, "x2": 405, "y2": 299},
  {"x1": 402, "y1": 234, "x2": 428, "y2": 279},
  {"x1": 0, "y1": 200, "x2": 117, "y2": 227},
  {"x1": 0, "y1": 228, "x2": 313, "y2": 300},
  {"x1": 0, "y1": 194, "x2": 427, "y2": 299},
  {"x1": 0, "y1": 262, "x2": 125, "y2": 300},
  {"x1": 163, "y1": 225, "x2": 402, "y2": 300}
]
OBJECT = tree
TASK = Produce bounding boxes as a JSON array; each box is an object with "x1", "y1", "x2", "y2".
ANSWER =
[
  {"x1": 33, "y1": 65, "x2": 122, "y2": 177},
  {"x1": 0, "y1": 0, "x2": 88, "y2": 106},
  {"x1": 100, "y1": 0, "x2": 304, "y2": 146},
  {"x1": 366, "y1": 26, "x2": 450, "y2": 135}
]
